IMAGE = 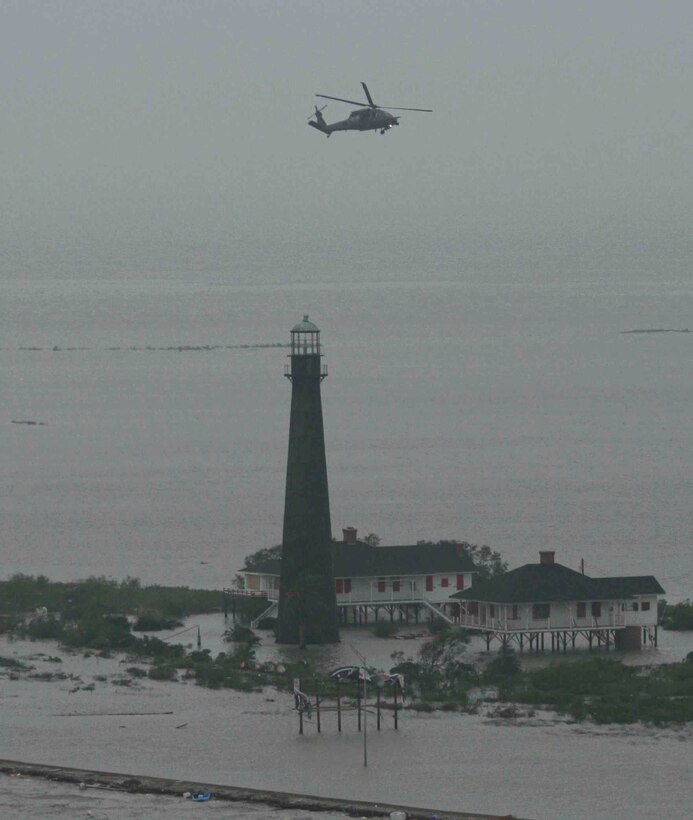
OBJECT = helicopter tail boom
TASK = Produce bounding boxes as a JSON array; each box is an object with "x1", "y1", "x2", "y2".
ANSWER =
[{"x1": 308, "y1": 119, "x2": 331, "y2": 136}]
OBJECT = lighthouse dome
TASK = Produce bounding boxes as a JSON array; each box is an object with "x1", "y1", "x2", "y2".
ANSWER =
[{"x1": 292, "y1": 315, "x2": 319, "y2": 333}]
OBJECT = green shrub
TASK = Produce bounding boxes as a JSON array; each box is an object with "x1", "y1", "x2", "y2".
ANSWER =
[
  {"x1": 22, "y1": 617, "x2": 64, "y2": 641},
  {"x1": 0, "y1": 656, "x2": 30, "y2": 670},
  {"x1": 148, "y1": 664, "x2": 177, "y2": 681},
  {"x1": 483, "y1": 651, "x2": 522, "y2": 686},
  {"x1": 373, "y1": 621, "x2": 399, "y2": 638},
  {"x1": 661, "y1": 601, "x2": 693, "y2": 631},
  {"x1": 427, "y1": 617, "x2": 451, "y2": 635},
  {"x1": 225, "y1": 624, "x2": 260, "y2": 645}
]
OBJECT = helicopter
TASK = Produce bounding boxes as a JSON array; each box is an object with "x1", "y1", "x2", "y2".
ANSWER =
[{"x1": 308, "y1": 82, "x2": 432, "y2": 137}]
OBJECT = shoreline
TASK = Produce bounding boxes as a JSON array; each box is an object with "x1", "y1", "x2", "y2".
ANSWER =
[{"x1": 0, "y1": 760, "x2": 514, "y2": 820}]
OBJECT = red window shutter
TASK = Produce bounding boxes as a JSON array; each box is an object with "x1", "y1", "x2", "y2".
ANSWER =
[
  {"x1": 336, "y1": 579, "x2": 344, "y2": 594},
  {"x1": 344, "y1": 579, "x2": 351, "y2": 593},
  {"x1": 377, "y1": 580, "x2": 385, "y2": 593},
  {"x1": 425, "y1": 575, "x2": 433, "y2": 592},
  {"x1": 456, "y1": 574, "x2": 465, "y2": 589}
]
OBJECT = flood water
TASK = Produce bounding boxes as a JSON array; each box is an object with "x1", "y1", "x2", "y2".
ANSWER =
[
  {"x1": 2, "y1": 617, "x2": 693, "y2": 820},
  {"x1": 3, "y1": 240, "x2": 693, "y2": 819}
]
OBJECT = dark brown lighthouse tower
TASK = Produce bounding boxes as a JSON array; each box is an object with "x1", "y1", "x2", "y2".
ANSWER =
[{"x1": 276, "y1": 316, "x2": 339, "y2": 645}]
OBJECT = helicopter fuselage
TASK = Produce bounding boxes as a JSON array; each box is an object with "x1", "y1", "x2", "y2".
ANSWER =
[
  {"x1": 310, "y1": 106, "x2": 399, "y2": 136},
  {"x1": 331, "y1": 107, "x2": 398, "y2": 132}
]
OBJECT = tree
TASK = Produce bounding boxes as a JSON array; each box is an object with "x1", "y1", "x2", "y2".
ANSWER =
[
  {"x1": 416, "y1": 540, "x2": 507, "y2": 579},
  {"x1": 243, "y1": 544, "x2": 281, "y2": 571}
]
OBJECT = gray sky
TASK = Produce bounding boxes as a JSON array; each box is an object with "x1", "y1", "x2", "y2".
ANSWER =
[{"x1": 3, "y1": 0, "x2": 693, "y2": 260}]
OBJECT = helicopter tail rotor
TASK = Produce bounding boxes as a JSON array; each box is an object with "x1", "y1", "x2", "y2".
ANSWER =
[{"x1": 308, "y1": 104, "x2": 327, "y2": 124}]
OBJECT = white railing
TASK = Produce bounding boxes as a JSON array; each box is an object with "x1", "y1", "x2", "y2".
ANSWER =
[
  {"x1": 263, "y1": 587, "x2": 428, "y2": 605},
  {"x1": 230, "y1": 589, "x2": 269, "y2": 599},
  {"x1": 336, "y1": 588, "x2": 425, "y2": 604},
  {"x1": 457, "y1": 611, "x2": 626, "y2": 632}
]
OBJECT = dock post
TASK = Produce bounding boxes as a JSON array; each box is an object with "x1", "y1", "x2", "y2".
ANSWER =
[
  {"x1": 316, "y1": 682, "x2": 321, "y2": 733},
  {"x1": 377, "y1": 688, "x2": 381, "y2": 730},
  {"x1": 337, "y1": 686, "x2": 342, "y2": 732},
  {"x1": 357, "y1": 686, "x2": 362, "y2": 731}
]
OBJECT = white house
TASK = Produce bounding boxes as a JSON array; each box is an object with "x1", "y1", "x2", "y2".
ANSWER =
[
  {"x1": 451, "y1": 550, "x2": 665, "y2": 651},
  {"x1": 240, "y1": 528, "x2": 478, "y2": 626}
]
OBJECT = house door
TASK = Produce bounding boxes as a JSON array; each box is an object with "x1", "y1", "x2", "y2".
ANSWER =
[{"x1": 480, "y1": 605, "x2": 487, "y2": 625}]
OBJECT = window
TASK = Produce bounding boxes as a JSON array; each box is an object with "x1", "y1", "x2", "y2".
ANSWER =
[
  {"x1": 632, "y1": 602, "x2": 639, "y2": 611},
  {"x1": 591, "y1": 602, "x2": 601, "y2": 618},
  {"x1": 456, "y1": 574, "x2": 465, "y2": 590},
  {"x1": 489, "y1": 604, "x2": 496, "y2": 617},
  {"x1": 441, "y1": 577, "x2": 449, "y2": 588},
  {"x1": 336, "y1": 579, "x2": 344, "y2": 594},
  {"x1": 509, "y1": 605, "x2": 519, "y2": 620},
  {"x1": 532, "y1": 603, "x2": 550, "y2": 620},
  {"x1": 425, "y1": 575, "x2": 433, "y2": 592},
  {"x1": 641, "y1": 601, "x2": 651, "y2": 611},
  {"x1": 468, "y1": 602, "x2": 478, "y2": 616},
  {"x1": 392, "y1": 579, "x2": 401, "y2": 592},
  {"x1": 344, "y1": 579, "x2": 351, "y2": 593},
  {"x1": 577, "y1": 602, "x2": 586, "y2": 619},
  {"x1": 377, "y1": 579, "x2": 385, "y2": 593}
]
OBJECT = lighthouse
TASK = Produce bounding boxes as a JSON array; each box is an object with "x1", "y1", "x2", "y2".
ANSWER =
[{"x1": 276, "y1": 316, "x2": 339, "y2": 645}]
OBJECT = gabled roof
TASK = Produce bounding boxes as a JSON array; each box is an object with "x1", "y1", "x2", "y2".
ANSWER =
[
  {"x1": 244, "y1": 541, "x2": 477, "y2": 578},
  {"x1": 452, "y1": 561, "x2": 664, "y2": 604}
]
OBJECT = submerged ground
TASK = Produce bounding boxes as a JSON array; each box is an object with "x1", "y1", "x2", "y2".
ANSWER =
[{"x1": 2, "y1": 615, "x2": 693, "y2": 820}]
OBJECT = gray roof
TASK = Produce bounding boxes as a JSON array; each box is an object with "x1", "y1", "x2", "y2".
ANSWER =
[
  {"x1": 452, "y1": 562, "x2": 664, "y2": 604},
  {"x1": 291, "y1": 315, "x2": 320, "y2": 333},
  {"x1": 245, "y1": 541, "x2": 477, "y2": 578}
]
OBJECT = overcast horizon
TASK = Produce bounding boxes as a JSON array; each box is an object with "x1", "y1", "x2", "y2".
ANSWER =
[{"x1": 2, "y1": 0, "x2": 693, "y2": 275}]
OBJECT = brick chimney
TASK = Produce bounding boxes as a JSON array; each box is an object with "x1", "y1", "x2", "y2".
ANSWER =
[
  {"x1": 342, "y1": 527, "x2": 358, "y2": 544},
  {"x1": 539, "y1": 551, "x2": 555, "y2": 565}
]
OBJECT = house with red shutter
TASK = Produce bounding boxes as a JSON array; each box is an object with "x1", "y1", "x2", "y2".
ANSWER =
[{"x1": 240, "y1": 527, "x2": 477, "y2": 627}]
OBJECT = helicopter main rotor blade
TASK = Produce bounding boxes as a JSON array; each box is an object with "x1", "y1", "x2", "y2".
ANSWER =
[
  {"x1": 361, "y1": 82, "x2": 375, "y2": 107},
  {"x1": 316, "y1": 93, "x2": 369, "y2": 107},
  {"x1": 378, "y1": 105, "x2": 433, "y2": 112}
]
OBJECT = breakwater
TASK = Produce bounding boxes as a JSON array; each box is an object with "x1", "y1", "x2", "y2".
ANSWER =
[{"x1": 0, "y1": 759, "x2": 519, "y2": 820}]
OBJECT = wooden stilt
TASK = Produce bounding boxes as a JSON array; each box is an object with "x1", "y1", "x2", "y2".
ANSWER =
[{"x1": 357, "y1": 687, "x2": 362, "y2": 731}]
